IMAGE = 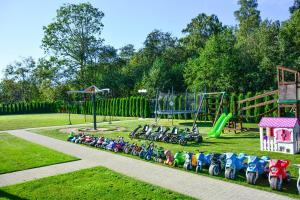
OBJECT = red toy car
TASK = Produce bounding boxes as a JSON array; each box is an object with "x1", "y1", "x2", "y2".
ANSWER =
[{"x1": 268, "y1": 159, "x2": 291, "y2": 190}]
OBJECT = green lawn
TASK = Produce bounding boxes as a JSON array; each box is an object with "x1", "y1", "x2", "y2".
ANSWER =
[
  {"x1": 0, "y1": 113, "x2": 136, "y2": 131},
  {"x1": 0, "y1": 133, "x2": 78, "y2": 174},
  {"x1": 0, "y1": 166, "x2": 195, "y2": 200},
  {"x1": 33, "y1": 119, "x2": 300, "y2": 198}
]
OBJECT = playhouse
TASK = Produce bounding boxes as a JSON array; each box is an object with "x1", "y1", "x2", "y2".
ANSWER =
[{"x1": 259, "y1": 117, "x2": 300, "y2": 154}]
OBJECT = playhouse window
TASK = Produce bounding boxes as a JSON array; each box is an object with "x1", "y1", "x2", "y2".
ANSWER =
[{"x1": 276, "y1": 129, "x2": 292, "y2": 142}]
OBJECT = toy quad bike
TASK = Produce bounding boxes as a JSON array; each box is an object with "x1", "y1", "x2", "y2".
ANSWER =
[
  {"x1": 196, "y1": 152, "x2": 211, "y2": 172},
  {"x1": 123, "y1": 143, "x2": 134, "y2": 154},
  {"x1": 246, "y1": 156, "x2": 269, "y2": 185},
  {"x1": 184, "y1": 126, "x2": 203, "y2": 144},
  {"x1": 292, "y1": 164, "x2": 300, "y2": 195},
  {"x1": 164, "y1": 150, "x2": 174, "y2": 166},
  {"x1": 174, "y1": 151, "x2": 186, "y2": 167},
  {"x1": 129, "y1": 125, "x2": 142, "y2": 138},
  {"x1": 106, "y1": 140, "x2": 117, "y2": 151},
  {"x1": 268, "y1": 159, "x2": 291, "y2": 190},
  {"x1": 67, "y1": 132, "x2": 75, "y2": 141},
  {"x1": 95, "y1": 137, "x2": 105, "y2": 148},
  {"x1": 153, "y1": 146, "x2": 165, "y2": 163},
  {"x1": 224, "y1": 153, "x2": 247, "y2": 180},
  {"x1": 140, "y1": 142, "x2": 155, "y2": 160},
  {"x1": 183, "y1": 152, "x2": 197, "y2": 170},
  {"x1": 101, "y1": 138, "x2": 111, "y2": 149},
  {"x1": 131, "y1": 143, "x2": 142, "y2": 156},
  {"x1": 209, "y1": 153, "x2": 226, "y2": 176},
  {"x1": 113, "y1": 137, "x2": 126, "y2": 152}
]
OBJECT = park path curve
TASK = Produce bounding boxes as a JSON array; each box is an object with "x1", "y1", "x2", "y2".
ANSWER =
[{"x1": 1, "y1": 129, "x2": 293, "y2": 200}]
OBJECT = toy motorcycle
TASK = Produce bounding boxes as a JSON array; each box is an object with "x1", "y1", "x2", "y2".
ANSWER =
[
  {"x1": 131, "y1": 143, "x2": 142, "y2": 156},
  {"x1": 153, "y1": 146, "x2": 165, "y2": 163},
  {"x1": 123, "y1": 143, "x2": 134, "y2": 154},
  {"x1": 246, "y1": 156, "x2": 269, "y2": 185},
  {"x1": 209, "y1": 153, "x2": 226, "y2": 176},
  {"x1": 183, "y1": 152, "x2": 197, "y2": 170},
  {"x1": 268, "y1": 159, "x2": 291, "y2": 190},
  {"x1": 292, "y1": 164, "x2": 300, "y2": 195},
  {"x1": 164, "y1": 150, "x2": 174, "y2": 166},
  {"x1": 196, "y1": 152, "x2": 211, "y2": 172},
  {"x1": 174, "y1": 151, "x2": 186, "y2": 167},
  {"x1": 224, "y1": 153, "x2": 247, "y2": 180}
]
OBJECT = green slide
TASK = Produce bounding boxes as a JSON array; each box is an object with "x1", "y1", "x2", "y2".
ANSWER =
[{"x1": 208, "y1": 113, "x2": 233, "y2": 138}]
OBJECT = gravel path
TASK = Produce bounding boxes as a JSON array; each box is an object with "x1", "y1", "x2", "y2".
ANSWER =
[{"x1": 0, "y1": 129, "x2": 293, "y2": 200}]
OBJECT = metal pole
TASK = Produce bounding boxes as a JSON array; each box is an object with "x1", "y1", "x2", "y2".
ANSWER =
[{"x1": 92, "y1": 93, "x2": 97, "y2": 130}]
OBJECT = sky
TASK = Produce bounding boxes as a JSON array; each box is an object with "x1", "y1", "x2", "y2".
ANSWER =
[{"x1": 0, "y1": 0, "x2": 294, "y2": 78}]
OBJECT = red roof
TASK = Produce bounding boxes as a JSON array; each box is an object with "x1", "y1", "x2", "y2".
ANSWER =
[{"x1": 259, "y1": 117, "x2": 299, "y2": 128}]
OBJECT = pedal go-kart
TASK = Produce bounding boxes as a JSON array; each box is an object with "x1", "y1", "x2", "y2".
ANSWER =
[
  {"x1": 196, "y1": 152, "x2": 211, "y2": 172},
  {"x1": 246, "y1": 156, "x2": 269, "y2": 185},
  {"x1": 174, "y1": 151, "x2": 186, "y2": 167},
  {"x1": 209, "y1": 153, "x2": 226, "y2": 176},
  {"x1": 129, "y1": 125, "x2": 141, "y2": 138},
  {"x1": 224, "y1": 153, "x2": 247, "y2": 180},
  {"x1": 268, "y1": 159, "x2": 291, "y2": 190}
]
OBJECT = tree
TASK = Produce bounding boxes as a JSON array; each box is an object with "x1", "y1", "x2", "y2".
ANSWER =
[
  {"x1": 279, "y1": 9, "x2": 300, "y2": 69},
  {"x1": 290, "y1": 0, "x2": 300, "y2": 14},
  {"x1": 234, "y1": 0, "x2": 261, "y2": 36},
  {"x1": 119, "y1": 44, "x2": 135, "y2": 60},
  {"x1": 42, "y1": 3, "x2": 105, "y2": 86},
  {"x1": 184, "y1": 28, "x2": 238, "y2": 92},
  {"x1": 181, "y1": 13, "x2": 224, "y2": 56}
]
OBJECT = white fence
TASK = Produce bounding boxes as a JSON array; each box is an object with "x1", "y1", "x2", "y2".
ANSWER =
[{"x1": 262, "y1": 139, "x2": 278, "y2": 152}]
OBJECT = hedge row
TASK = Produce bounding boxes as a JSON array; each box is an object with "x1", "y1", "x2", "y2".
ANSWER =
[
  {"x1": 67, "y1": 97, "x2": 151, "y2": 118},
  {"x1": 0, "y1": 93, "x2": 279, "y2": 123},
  {"x1": 0, "y1": 102, "x2": 60, "y2": 115}
]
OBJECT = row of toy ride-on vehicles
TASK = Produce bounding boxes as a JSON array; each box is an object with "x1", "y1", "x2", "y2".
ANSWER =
[
  {"x1": 129, "y1": 124, "x2": 203, "y2": 146},
  {"x1": 172, "y1": 151, "x2": 291, "y2": 191},
  {"x1": 67, "y1": 132, "x2": 294, "y2": 192}
]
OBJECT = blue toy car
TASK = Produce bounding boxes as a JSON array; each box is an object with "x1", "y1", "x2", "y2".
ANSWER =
[
  {"x1": 246, "y1": 156, "x2": 269, "y2": 184},
  {"x1": 224, "y1": 153, "x2": 247, "y2": 179}
]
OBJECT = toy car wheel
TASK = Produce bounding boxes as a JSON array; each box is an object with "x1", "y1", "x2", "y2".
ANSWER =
[
  {"x1": 196, "y1": 136, "x2": 203, "y2": 144},
  {"x1": 270, "y1": 177, "x2": 282, "y2": 190},
  {"x1": 286, "y1": 171, "x2": 291, "y2": 183},
  {"x1": 174, "y1": 161, "x2": 178, "y2": 167},
  {"x1": 113, "y1": 147, "x2": 118, "y2": 153},
  {"x1": 225, "y1": 168, "x2": 235, "y2": 180},
  {"x1": 246, "y1": 172, "x2": 257, "y2": 185},
  {"x1": 209, "y1": 165, "x2": 220, "y2": 176},
  {"x1": 196, "y1": 166, "x2": 202, "y2": 173}
]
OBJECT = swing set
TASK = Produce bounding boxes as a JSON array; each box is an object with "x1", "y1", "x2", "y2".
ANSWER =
[{"x1": 66, "y1": 85, "x2": 110, "y2": 130}]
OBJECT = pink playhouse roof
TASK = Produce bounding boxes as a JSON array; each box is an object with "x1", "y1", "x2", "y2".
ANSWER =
[{"x1": 259, "y1": 117, "x2": 299, "y2": 128}]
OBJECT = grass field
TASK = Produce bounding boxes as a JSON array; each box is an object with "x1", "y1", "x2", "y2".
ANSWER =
[
  {"x1": 0, "y1": 113, "x2": 136, "y2": 131},
  {"x1": 0, "y1": 133, "x2": 78, "y2": 174},
  {"x1": 0, "y1": 166, "x2": 195, "y2": 200},
  {"x1": 33, "y1": 119, "x2": 300, "y2": 198}
]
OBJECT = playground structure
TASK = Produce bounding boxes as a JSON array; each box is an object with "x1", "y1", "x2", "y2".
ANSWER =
[
  {"x1": 67, "y1": 85, "x2": 110, "y2": 130},
  {"x1": 153, "y1": 89, "x2": 225, "y2": 127}
]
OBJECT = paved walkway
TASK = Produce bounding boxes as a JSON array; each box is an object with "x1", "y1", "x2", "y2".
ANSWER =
[{"x1": 0, "y1": 129, "x2": 292, "y2": 200}]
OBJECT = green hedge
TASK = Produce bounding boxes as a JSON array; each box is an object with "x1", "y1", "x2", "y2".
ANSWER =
[{"x1": 0, "y1": 92, "x2": 279, "y2": 122}]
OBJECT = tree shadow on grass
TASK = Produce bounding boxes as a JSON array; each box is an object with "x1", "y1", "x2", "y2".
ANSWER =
[{"x1": 0, "y1": 190, "x2": 27, "y2": 200}]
